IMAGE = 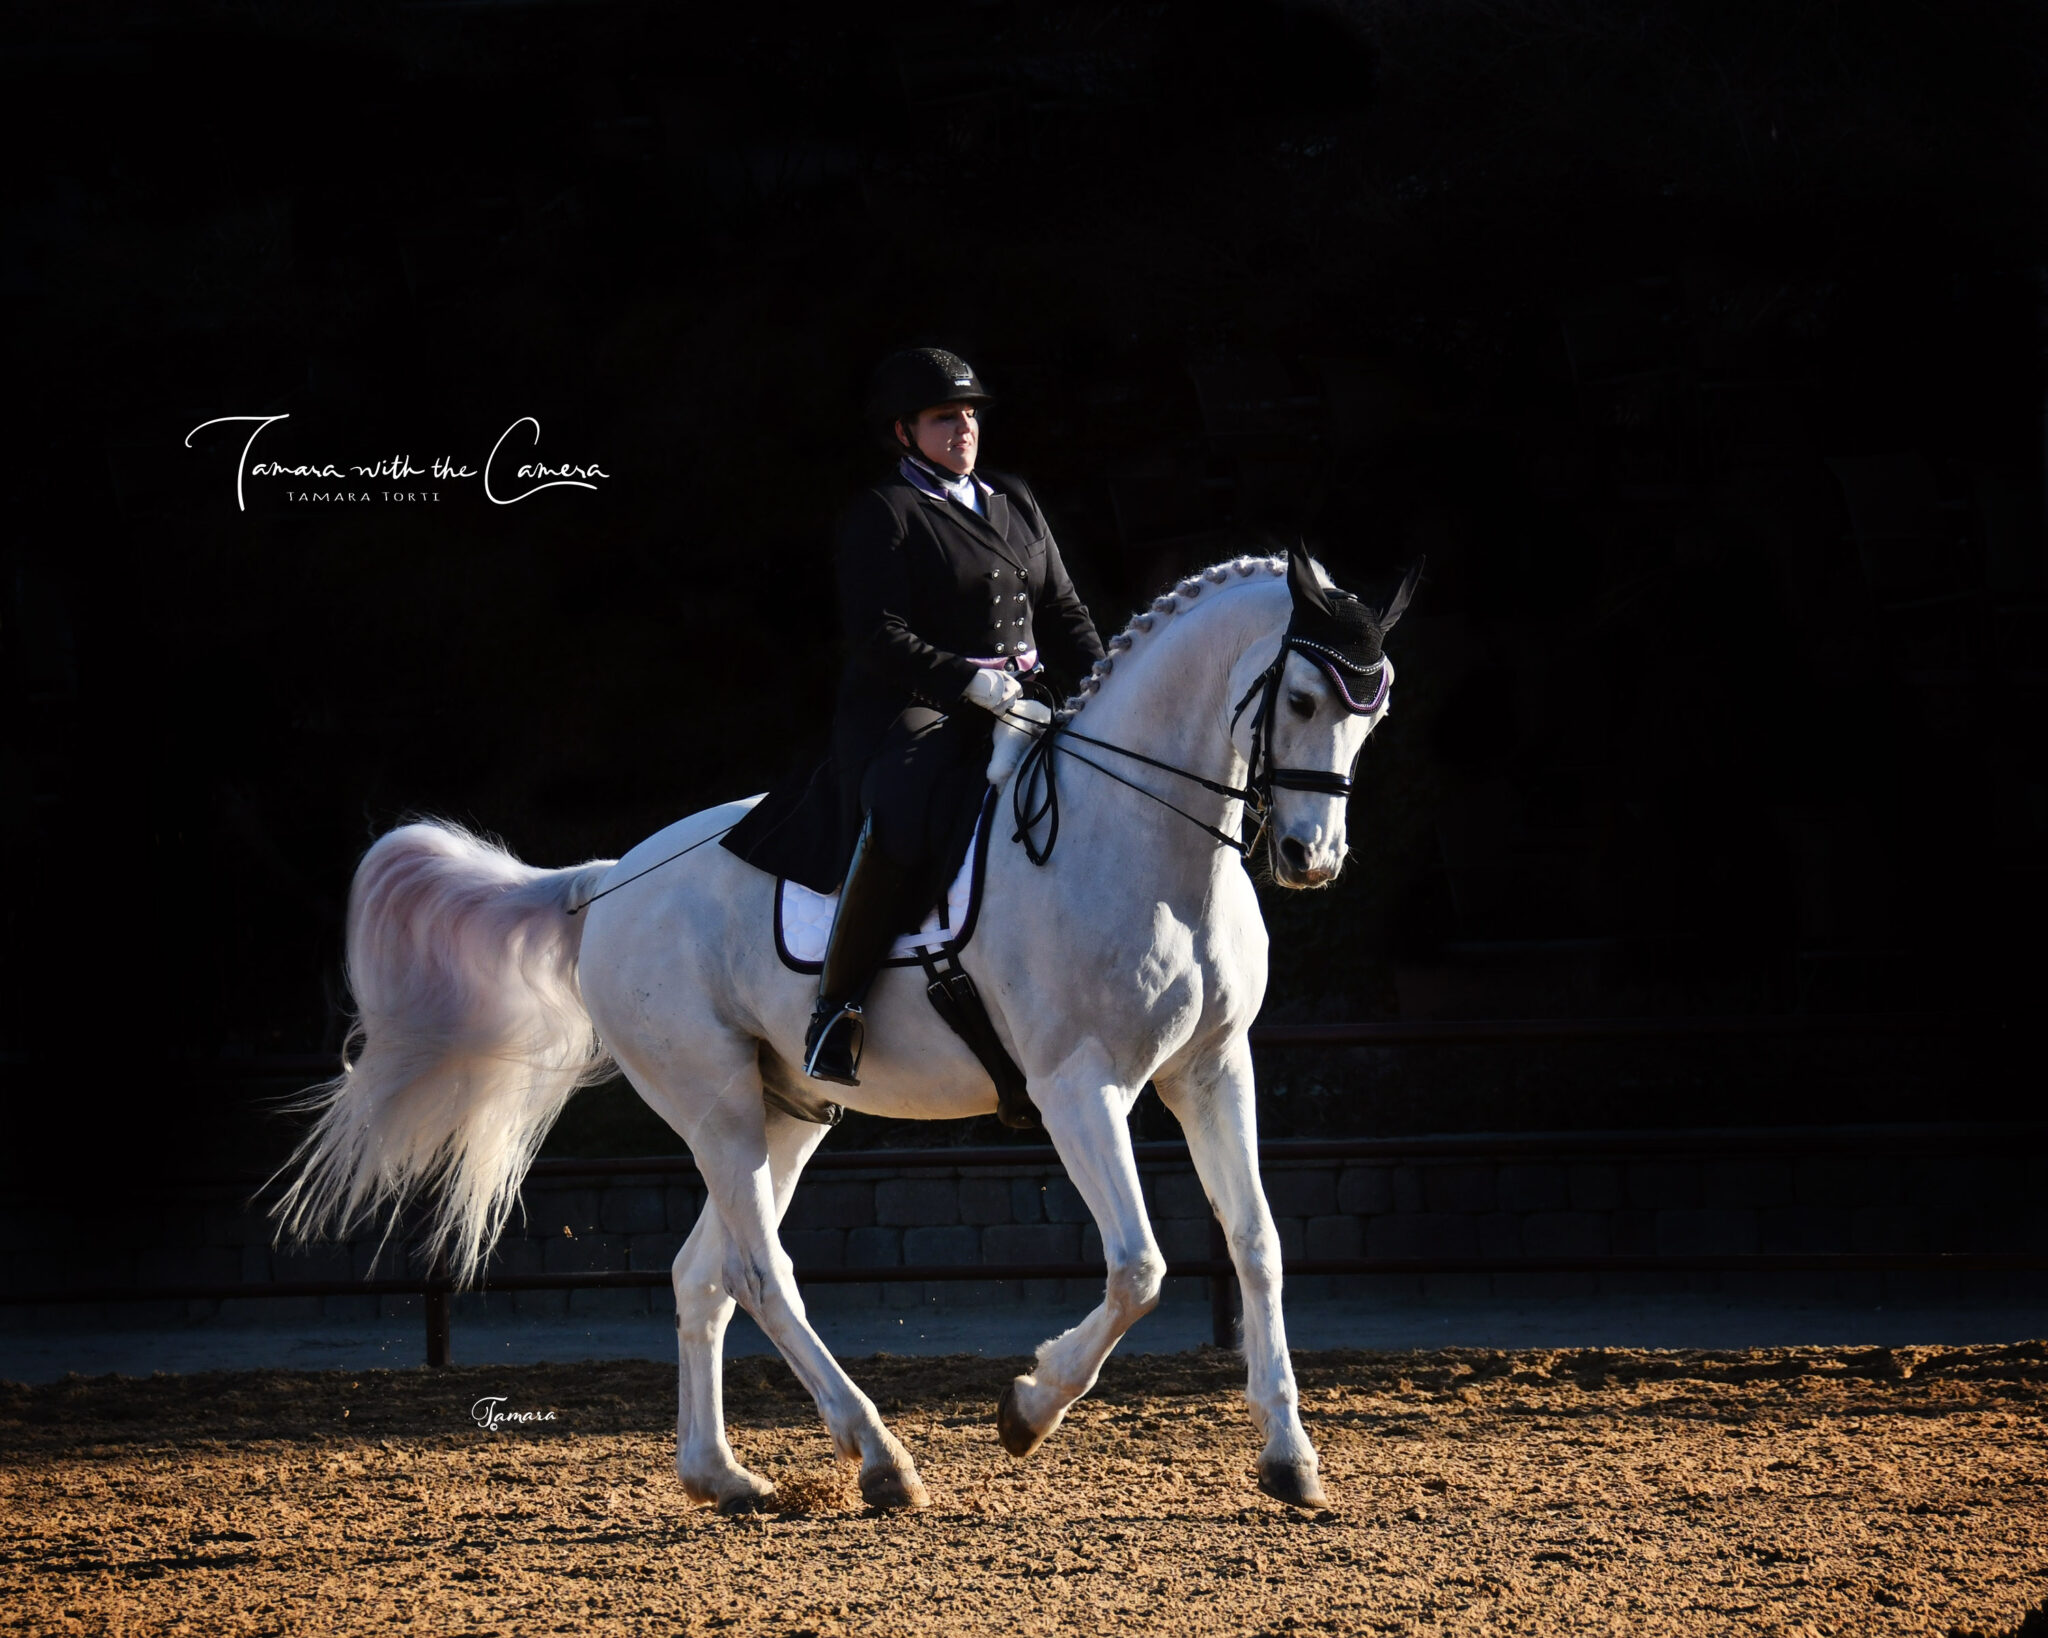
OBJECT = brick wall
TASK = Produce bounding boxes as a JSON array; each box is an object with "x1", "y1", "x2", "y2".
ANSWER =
[{"x1": 4, "y1": 1126, "x2": 2042, "y2": 1329}]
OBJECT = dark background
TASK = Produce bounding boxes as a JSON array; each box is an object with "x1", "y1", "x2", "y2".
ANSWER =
[{"x1": 6, "y1": 1, "x2": 2044, "y2": 1183}]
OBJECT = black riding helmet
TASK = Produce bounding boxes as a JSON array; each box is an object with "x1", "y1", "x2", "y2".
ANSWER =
[{"x1": 865, "y1": 348, "x2": 993, "y2": 452}]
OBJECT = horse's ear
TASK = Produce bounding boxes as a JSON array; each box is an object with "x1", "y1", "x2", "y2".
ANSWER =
[
  {"x1": 1287, "y1": 543, "x2": 1334, "y2": 619},
  {"x1": 1378, "y1": 555, "x2": 1425, "y2": 632}
]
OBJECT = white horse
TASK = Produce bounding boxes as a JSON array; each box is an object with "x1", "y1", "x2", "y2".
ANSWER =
[{"x1": 272, "y1": 549, "x2": 1411, "y2": 1514}]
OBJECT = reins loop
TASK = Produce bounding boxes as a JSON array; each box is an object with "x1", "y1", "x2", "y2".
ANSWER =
[
  {"x1": 1011, "y1": 628, "x2": 1374, "y2": 866},
  {"x1": 1011, "y1": 720, "x2": 1262, "y2": 865}
]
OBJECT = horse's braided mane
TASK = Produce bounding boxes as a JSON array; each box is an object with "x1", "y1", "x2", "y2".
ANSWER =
[{"x1": 1063, "y1": 552, "x2": 1333, "y2": 715}]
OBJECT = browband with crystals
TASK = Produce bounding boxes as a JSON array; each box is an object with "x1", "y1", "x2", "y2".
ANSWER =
[{"x1": 1293, "y1": 644, "x2": 1391, "y2": 715}]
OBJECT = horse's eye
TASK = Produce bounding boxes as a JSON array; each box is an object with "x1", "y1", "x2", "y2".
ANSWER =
[{"x1": 1287, "y1": 691, "x2": 1316, "y2": 720}]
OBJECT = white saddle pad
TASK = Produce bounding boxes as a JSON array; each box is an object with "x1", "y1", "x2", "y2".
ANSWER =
[{"x1": 773, "y1": 793, "x2": 993, "y2": 973}]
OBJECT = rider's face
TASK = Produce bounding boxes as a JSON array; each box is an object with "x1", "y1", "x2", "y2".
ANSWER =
[{"x1": 898, "y1": 401, "x2": 979, "y2": 475}]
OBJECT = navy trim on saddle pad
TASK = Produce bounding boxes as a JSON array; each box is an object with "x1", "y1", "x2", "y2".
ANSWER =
[{"x1": 772, "y1": 787, "x2": 999, "y2": 976}]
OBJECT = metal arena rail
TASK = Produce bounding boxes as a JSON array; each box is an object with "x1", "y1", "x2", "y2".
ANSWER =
[{"x1": 5, "y1": 1014, "x2": 2033, "y2": 1365}]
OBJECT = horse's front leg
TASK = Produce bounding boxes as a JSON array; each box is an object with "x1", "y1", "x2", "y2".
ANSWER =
[
  {"x1": 1156, "y1": 1037, "x2": 1327, "y2": 1507},
  {"x1": 997, "y1": 1042, "x2": 1166, "y2": 1458}
]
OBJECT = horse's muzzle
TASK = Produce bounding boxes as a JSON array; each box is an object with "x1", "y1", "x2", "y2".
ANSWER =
[{"x1": 1274, "y1": 834, "x2": 1342, "y2": 888}]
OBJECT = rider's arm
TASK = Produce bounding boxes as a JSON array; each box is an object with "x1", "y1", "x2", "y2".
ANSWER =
[
  {"x1": 1009, "y1": 480, "x2": 1106, "y2": 693},
  {"x1": 833, "y1": 489, "x2": 981, "y2": 711}
]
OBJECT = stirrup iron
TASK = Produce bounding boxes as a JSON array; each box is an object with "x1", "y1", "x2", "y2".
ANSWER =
[{"x1": 804, "y1": 997, "x2": 866, "y2": 1087}]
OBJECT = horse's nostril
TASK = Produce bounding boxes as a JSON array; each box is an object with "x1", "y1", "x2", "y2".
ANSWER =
[{"x1": 1280, "y1": 837, "x2": 1311, "y2": 874}]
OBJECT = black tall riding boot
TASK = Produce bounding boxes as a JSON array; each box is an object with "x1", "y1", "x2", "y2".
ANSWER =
[{"x1": 804, "y1": 816, "x2": 921, "y2": 1086}]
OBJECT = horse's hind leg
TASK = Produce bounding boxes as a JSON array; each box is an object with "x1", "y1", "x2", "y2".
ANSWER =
[
  {"x1": 672, "y1": 1108, "x2": 826, "y2": 1513},
  {"x1": 684, "y1": 1099, "x2": 928, "y2": 1511}
]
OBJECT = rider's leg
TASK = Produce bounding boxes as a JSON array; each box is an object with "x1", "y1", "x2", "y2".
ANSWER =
[
  {"x1": 805, "y1": 705, "x2": 967, "y2": 1085},
  {"x1": 802, "y1": 811, "x2": 918, "y2": 1084}
]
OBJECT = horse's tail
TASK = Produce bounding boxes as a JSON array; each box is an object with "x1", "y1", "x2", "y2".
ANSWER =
[{"x1": 266, "y1": 820, "x2": 617, "y2": 1288}]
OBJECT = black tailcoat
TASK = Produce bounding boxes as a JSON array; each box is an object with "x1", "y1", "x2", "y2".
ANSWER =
[{"x1": 723, "y1": 464, "x2": 1105, "y2": 894}]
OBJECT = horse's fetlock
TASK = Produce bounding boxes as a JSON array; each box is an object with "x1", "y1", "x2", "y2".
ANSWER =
[{"x1": 1251, "y1": 1392, "x2": 1305, "y2": 1445}]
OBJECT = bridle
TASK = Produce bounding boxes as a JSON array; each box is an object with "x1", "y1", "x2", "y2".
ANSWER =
[{"x1": 1010, "y1": 622, "x2": 1389, "y2": 867}]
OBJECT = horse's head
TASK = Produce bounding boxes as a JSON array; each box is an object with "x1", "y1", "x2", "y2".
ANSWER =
[{"x1": 1252, "y1": 548, "x2": 1421, "y2": 889}]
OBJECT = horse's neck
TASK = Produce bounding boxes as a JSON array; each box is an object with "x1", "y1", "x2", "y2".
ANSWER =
[{"x1": 1053, "y1": 579, "x2": 1285, "y2": 879}]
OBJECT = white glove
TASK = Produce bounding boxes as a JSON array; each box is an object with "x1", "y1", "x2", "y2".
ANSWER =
[{"x1": 960, "y1": 668, "x2": 1024, "y2": 716}]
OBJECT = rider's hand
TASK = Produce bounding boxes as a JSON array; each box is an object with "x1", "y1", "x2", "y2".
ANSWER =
[{"x1": 960, "y1": 668, "x2": 1024, "y2": 717}]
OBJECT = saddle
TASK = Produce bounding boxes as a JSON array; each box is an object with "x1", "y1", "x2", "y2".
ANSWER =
[{"x1": 771, "y1": 787, "x2": 1038, "y2": 1129}]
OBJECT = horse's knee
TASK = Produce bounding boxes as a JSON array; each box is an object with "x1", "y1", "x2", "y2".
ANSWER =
[
  {"x1": 1106, "y1": 1249, "x2": 1167, "y2": 1322},
  {"x1": 1233, "y1": 1232, "x2": 1283, "y2": 1303}
]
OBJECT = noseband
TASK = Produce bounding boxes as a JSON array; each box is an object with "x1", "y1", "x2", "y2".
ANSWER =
[{"x1": 1011, "y1": 622, "x2": 1386, "y2": 867}]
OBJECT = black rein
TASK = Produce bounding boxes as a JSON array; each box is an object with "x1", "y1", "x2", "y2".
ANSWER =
[{"x1": 1010, "y1": 635, "x2": 1364, "y2": 866}]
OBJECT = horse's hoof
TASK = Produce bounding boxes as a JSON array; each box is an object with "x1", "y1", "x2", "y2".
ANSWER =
[
  {"x1": 859, "y1": 1463, "x2": 929, "y2": 1511},
  {"x1": 996, "y1": 1381, "x2": 1047, "y2": 1458},
  {"x1": 1257, "y1": 1457, "x2": 1330, "y2": 1509},
  {"x1": 713, "y1": 1476, "x2": 778, "y2": 1516},
  {"x1": 679, "y1": 1466, "x2": 775, "y2": 1512}
]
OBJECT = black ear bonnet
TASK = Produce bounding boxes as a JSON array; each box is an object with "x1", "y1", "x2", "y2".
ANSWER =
[{"x1": 1284, "y1": 548, "x2": 1423, "y2": 714}]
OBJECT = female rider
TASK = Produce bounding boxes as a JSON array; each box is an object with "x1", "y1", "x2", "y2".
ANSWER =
[{"x1": 722, "y1": 347, "x2": 1106, "y2": 1098}]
